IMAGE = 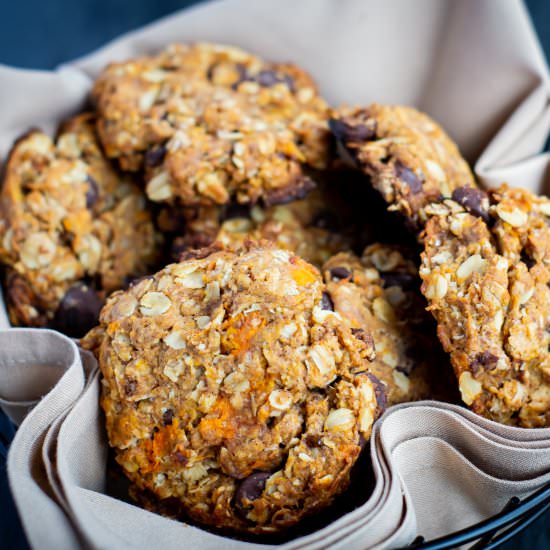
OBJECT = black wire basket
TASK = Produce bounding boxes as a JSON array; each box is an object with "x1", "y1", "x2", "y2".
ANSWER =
[{"x1": 405, "y1": 482, "x2": 550, "y2": 550}]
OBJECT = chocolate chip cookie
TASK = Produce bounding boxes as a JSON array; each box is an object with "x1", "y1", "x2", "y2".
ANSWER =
[
  {"x1": 83, "y1": 245, "x2": 383, "y2": 533},
  {"x1": 330, "y1": 104, "x2": 476, "y2": 232},
  {"x1": 169, "y1": 173, "x2": 370, "y2": 265},
  {"x1": 93, "y1": 43, "x2": 330, "y2": 207},
  {"x1": 421, "y1": 185, "x2": 550, "y2": 427},
  {"x1": 322, "y1": 245, "x2": 455, "y2": 405},
  {"x1": 0, "y1": 114, "x2": 160, "y2": 336}
]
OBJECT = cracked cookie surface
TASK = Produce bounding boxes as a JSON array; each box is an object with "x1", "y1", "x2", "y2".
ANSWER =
[
  {"x1": 93, "y1": 43, "x2": 330, "y2": 207},
  {"x1": 420, "y1": 185, "x2": 550, "y2": 427},
  {"x1": 330, "y1": 104, "x2": 476, "y2": 232},
  {"x1": 83, "y1": 245, "x2": 383, "y2": 533},
  {"x1": 0, "y1": 114, "x2": 159, "y2": 336},
  {"x1": 322, "y1": 245, "x2": 455, "y2": 405}
]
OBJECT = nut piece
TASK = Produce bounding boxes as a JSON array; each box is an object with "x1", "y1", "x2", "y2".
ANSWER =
[
  {"x1": 324, "y1": 408, "x2": 355, "y2": 432},
  {"x1": 424, "y1": 274, "x2": 448, "y2": 300},
  {"x1": 495, "y1": 203, "x2": 527, "y2": 227},
  {"x1": 456, "y1": 254, "x2": 487, "y2": 281},
  {"x1": 459, "y1": 371, "x2": 482, "y2": 405}
]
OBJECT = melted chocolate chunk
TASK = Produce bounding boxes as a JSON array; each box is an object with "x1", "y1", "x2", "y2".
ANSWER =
[
  {"x1": 263, "y1": 177, "x2": 316, "y2": 207},
  {"x1": 85, "y1": 176, "x2": 100, "y2": 209},
  {"x1": 329, "y1": 266, "x2": 351, "y2": 280},
  {"x1": 321, "y1": 291, "x2": 334, "y2": 311},
  {"x1": 329, "y1": 118, "x2": 376, "y2": 143},
  {"x1": 162, "y1": 409, "x2": 174, "y2": 426},
  {"x1": 451, "y1": 186, "x2": 490, "y2": 223},
  {"x1": 52, "y1": 283, "x2": 103, "y2": 337},
  {"x1": 366, "y1": 373, "x2": 387, "y2": 419},
  {"x1": 144, "y1": 145, "x2": 167, "y2": 168},
  {"x1": 394, "y1": 161, "x2": 422, "y2": 194},
  {"x1": 471, "y1": 351, "x2": 499, "y2": 374},
  {"x1": 234, "y1": 472, "x2": 271, "y2": 517}
]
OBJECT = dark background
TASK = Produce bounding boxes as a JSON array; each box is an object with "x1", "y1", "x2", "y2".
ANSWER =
[{"x1": 0, "y1": 1, "x2": 549, "y2": 549}]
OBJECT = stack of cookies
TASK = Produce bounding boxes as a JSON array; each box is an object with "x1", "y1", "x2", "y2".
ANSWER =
[{"x1": 0, "y1": 43, "x2": 548, "y2": 536}]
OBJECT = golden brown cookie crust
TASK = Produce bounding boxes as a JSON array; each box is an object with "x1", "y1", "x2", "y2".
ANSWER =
[
  {"x1": 0, "y1": 114, "x2": 159, "y2": 335},
  {"x1": 83, "y1": 245, "x2": 382, "y2": 534},
  {"x1": 421, "y1": 185, "x2": 550, "y2": 427},
  {"x1": 93, "y1": 43, "x2": 330, "y2": 207},
  {"x1": 330, "y1": 104, "x2": 476, "y2": 232},
  {"x1": 322, "y1": 245, "x2": 455, "y2": 405}
]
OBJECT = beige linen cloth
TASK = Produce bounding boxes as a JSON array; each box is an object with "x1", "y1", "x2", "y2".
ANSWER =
[{"x1": 0, "y1": 0, "x2": 550, "y2": 548}]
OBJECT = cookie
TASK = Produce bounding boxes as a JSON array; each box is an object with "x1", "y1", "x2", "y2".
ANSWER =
[
  {"x1": 171, "y1": 196, "x2": 354, "y2": 268},
  {"x1": 0, "y1": 114, "x2": 160, "y2": 336},
  {"x1": 169, "y1": 174, "x2": 371, "y2": 265},
  {"x1": 322, "y1": 244, "x2": 456, "y2": 405},
  {"x1": 214, "y1": 204, "x2": 353, "y2": 267},
  {"x1": 93, "y1": 43, "x2": 330, "y2": 207},
  {"x1": 329, "y1": 104, "x2": 476, "y2": 232},
  {"x1": 83, "y1": 245, "x2": 383, "y2": 533},
  {"x1": 420, "y1": 184, "x2": 550, "y2": 427}
]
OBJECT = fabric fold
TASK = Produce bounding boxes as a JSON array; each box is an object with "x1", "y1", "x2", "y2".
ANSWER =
[
  {"x1": 0, "y1": 0, "x2": 550, "y2": 548},
  {"x1": 0, "y1": 329, "x2": 548, "y2": 550}
]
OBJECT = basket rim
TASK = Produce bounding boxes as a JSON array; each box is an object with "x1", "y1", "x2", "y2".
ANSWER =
[{"x1": 405, "y1": 482, "x2": 550, "y2": 549}]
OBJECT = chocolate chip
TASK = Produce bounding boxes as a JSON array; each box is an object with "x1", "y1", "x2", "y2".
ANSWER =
[
  {"x1": 394, "y1": 161, "x2": 422, "y2": 194},
  {"x1": 52, "y1": 283, "x2": 103, "y2": 337},
  {"x1": 380, "y1": 271, "x2": 417, "y2": 290},
  {"x1": 173, "y1": 451, "x2": 187, "y2": 464},
  {"x1": 144, "y1": 145, "x2": 167, "y2": 168},
  {"x1": 451, "y1": 186, "x2": 490, "y2": 222},
  {"x1": 471, "y1": 351, "x2": 499, "y2": 374},
  {"x1": 234, "y1": 472, "x2": 271, "y2": 517},
  {"x1": 305, "y1": 434, "x2": 324, "y2": 448},
  {"x1": 125, "y1": 379, "x2": 137, "y2": 396},
  {"x1": 329, "y1": 118, "x2": 376, "y2": 143},
  {"x1": 329, "y1": 266, "x2": 351, "y2": 280},
  {"x1": 162, "y1": 409, "x2": 174, "y2": 426},
  {"x1": 366, "y1": 373, "x2": 387, "y2": 419},
  {"x1": 351, "y1": 328, "x2": 373, "y2": 349},
  {"x1": 255, "y1": 69, "x2": 295, "y2": 92},
  {"x1": 263, "y1": 177, "x2": 316, "y2": 207},
  {"x1": 85, "y1": 176, "x2": 100, "y2": 209},
  {"x1": 228, "y1": 63, "x2": 250, "y2": 89},
  {"x1": 321, "y1": 291, "x2": 334, "y2": 311}
]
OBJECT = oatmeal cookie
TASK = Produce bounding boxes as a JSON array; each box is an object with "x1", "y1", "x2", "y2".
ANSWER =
[
  {"x1": 169, "y1": 175, "x2": 368, "y2": 265},
  {"x1": 172, "y1": 198, "x2": 354, "y2": 268},
  {"x1": 420, "y1": 184, "x2": 550, "y2": 427},
  {"x1": 329, "y1": 104, "x2": 476, "y2": 232},
  {"x1": 322, "y1": 245, "x2": 455, "y2": 405},
  {"x1": 83, "y1": 245, "x2": 383, "y2": 533},
  {"x1": 212, "y1": 204, "x2": 352, "y2": 267},
  {"x1": 0, "y1": 114, "x2": 159, "y2": 336},
  {"x1": 93, "y1": 43, "x2": 330, "y2": 207}
]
